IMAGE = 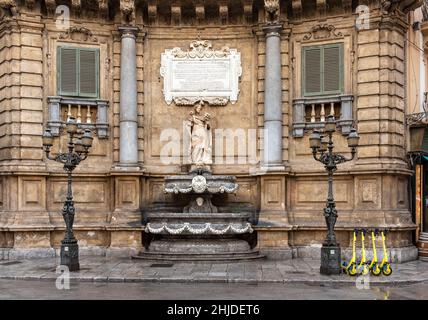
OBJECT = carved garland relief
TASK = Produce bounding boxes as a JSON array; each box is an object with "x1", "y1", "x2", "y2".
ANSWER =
[{"x1": 302, "y1": 24, "x2": 343, "y2": 41}]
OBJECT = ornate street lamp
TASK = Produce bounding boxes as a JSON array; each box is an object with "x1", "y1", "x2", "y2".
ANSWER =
[
  {"x1": 310, "y1": 115, "x2": 359, "y2": 275},
  {"x1": 42, "y1": 117, "x2": 93, "y2": 271}
]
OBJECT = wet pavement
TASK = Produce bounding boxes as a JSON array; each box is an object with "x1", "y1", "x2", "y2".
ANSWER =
[
  {"x1": 0, "y1": 256, "x2": 428, "y2": 285},
  {"x1": 1, "y1": 279, "x2": 428, "y2": 300}
]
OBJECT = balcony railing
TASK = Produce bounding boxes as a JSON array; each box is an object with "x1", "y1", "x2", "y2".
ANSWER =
[
  {"x1": 406, "y1": 92, "x2": 428, "y2": 126},
  {"x1": 292, "y1": 94, "x2": 353, "y2": 137},
  {"x1": 46, "y1": 96, "x2": 109, "y2": 138}
]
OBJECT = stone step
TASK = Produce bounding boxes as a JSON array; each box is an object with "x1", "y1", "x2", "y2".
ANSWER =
[{"x1": 132, "y1": 250, "x2": 265, "y2": 262}]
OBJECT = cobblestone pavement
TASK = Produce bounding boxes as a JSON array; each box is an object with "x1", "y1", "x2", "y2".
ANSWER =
[{"x1": 1, "y1": 257, "x2": 428, "y2": 285}]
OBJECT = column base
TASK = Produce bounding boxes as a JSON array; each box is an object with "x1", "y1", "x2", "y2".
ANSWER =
[
  {"x1": 258, "y1": 164, "x2": 287, "y2": 174},
  {"x1": 60, "y1": 239, "x2": 80, "y2": 272},
  {"x1": 111, "y1": 164, "x2": 144, "y2": 172},
  {"x1": 320, "y1": 245, "x2": 342, "y2": 275}
]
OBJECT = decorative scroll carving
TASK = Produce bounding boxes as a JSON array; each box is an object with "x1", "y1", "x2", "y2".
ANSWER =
[
  {"x1": 264, "y1": 0, "x2": 279, "y2": 23},
  {"x1": 120, "y1": 0, "x2": 135, "y2": 25},
  {"x1": 171, "y1": 40, "x2": 230, "y2": 58},
  {"x1": 342, "y1": 0, "x2": 352, "y2": 11},
  {"x1": 98, "y1": 0, "x2": 108, "y2": 18},
  {"x1": 381, "y1": 0, "x2": 399, "y2": 13},
  {"x1": 45, "y1": 0, "x2": 56, "y2": 14},
  {"x1": 380, "y1": 0, "x2": 423, "y2": 14},
  {"x1": 171, "y1": 3, "x2": 181, "y2": 25},
  {"x1": 292, "y1": 0, "x2": 302, "y2": 18},
  {"x1": 195, "y1": 1, "x2": 205, "y2": 23},
  {"x1": 303, "y1": 24, "x2": 343, "y2": 41},
  {"x1": 219, "y1": 1, "x2": 228, "y2": 24},
  {"x1": 71, "y1": 0, "x2": 81, "y2": 17},
  {"x1": 25, "y1": 0, "x2": 35, "y2": 9},
  {"x1": 243, "y1": 0, "x2": 253, "y2": 24},
  {"x1": 0, "y1": 0, "x2": 18, "y2": 16},
  {"x1": 160, "y1": 40, "x2": 242, "y2": 106},
  {"x1": 59, "y1": 26, "x2": 98, "y2": 42},
  {"x1": 148, "y1": 0, "x2": 157, "y2": 24},
  {"x1": 317, "y1": 0, "x2": 326, "y2": 14}
]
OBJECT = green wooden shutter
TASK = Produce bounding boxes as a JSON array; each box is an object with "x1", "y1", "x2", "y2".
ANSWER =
[
  {"x1": 58, "y1": 47, "x2": 78, "y2": 96},
  {"x1": 79, "y1": 49, "x2": 99, "y2": 98},
  {"x1": 303, "y1": 47, "x2": 322, "y2": 95},
  {"x1": 57, "y1": 46, "x2": 99, "y2": 98},
  {"x1": 323, "y1": 44, "x2": 343, "y2": 94},
  {"x1": 302, "y1": 43, "x2": 343, "y2": 96}
]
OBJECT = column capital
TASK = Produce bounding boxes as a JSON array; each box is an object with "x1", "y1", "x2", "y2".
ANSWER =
[
  {"x1": 118, "y1": 26, "x2": 140, "y2": 39},
  {"x1": 262, "y1": 23, "x2": 283, "y2": 37}
]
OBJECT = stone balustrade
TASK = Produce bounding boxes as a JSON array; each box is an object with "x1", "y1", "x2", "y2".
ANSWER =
[
  {"x1": 46, "y1": 96, "x2": 109, "y2": 138},
  {"x1": 292, "y1": 94, "x2": 353, "y2": 137}
]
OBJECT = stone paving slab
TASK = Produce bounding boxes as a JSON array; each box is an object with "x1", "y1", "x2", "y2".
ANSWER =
[{"x1": 1, "y1": 257, "x2": 428, "y2": 285}]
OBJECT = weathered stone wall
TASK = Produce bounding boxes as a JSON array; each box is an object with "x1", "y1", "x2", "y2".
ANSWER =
[{"x1": 0, "y1": 1, "x2": 421, "y2": 262}]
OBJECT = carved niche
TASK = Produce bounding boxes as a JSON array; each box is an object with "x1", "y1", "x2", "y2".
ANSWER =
[
  {"x1": 160, "y1": 40, "x2": 242, "y2": 106},
  {"x1": 303, "y1": 24, "x2": 343, "y2": 41}
]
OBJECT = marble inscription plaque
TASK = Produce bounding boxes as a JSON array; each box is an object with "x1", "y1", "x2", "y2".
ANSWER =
[{"x1": 160, "y1": 40, "x2": 242, "y2": 106}]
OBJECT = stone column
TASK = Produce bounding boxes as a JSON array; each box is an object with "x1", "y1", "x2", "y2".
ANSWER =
[
  {"x1": 263, "y1": 24, "x2": 284, "y2": 171},
  {"x1": 118, "y1": 26, "x2": 139, "y2": 168}
]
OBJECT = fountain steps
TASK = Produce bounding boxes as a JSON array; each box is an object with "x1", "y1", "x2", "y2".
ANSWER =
[{"x1": 132, "y1": 250, "x2": 265, "y2": 262}]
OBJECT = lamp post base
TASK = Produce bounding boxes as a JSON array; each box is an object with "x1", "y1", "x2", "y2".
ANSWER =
[
  {"x1": 320, "y1": 245, "x2": 341, "y2": 275},
  {"x1": 60, "y1": 239, "x2": 80, "y2": 272}
]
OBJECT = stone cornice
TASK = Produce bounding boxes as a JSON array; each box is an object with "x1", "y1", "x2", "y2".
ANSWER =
[{"x1": 2, "y1": 0, "x2": 423, "y2": 27}]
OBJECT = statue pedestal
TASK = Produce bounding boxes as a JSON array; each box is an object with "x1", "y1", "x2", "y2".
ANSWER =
[{"x1": 134, "y1": 172, "x2": 264, "y2": 262}]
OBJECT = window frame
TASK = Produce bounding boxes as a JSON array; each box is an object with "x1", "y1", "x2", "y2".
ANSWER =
[
  {"x1": 57, "y1": 46, "x2": 100, "y2": 99},
  {"x1": 302, "y1": 43, "x2": 344, "y2": 97}
]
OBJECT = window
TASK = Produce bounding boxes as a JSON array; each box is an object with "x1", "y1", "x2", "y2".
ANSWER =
[
  {"x1": 302, "y1": 43, "x2": 343, "y2": 96},
  {"x1": 57, "y1": 46, "x2": 99, "y2": 98}
]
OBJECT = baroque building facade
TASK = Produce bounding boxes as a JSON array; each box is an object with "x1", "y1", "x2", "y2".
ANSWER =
[{"x1": 0, "y1": 0, "x2": 424, "y2": 261}]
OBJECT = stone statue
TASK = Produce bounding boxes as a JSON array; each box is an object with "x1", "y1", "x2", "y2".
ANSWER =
[
  {"x1": 185, "y1": 101, "x2": 212, "y2": 169},
  {"x1": 380, "y1": 0, "x2": 400, "y2": 13},
  {"x1": 120, "y1": 0, "x2": 135, "y2": 25},
  {"x1": 264, "y1": 0, "x2": 279, "y2": 23},
  {"x1": 0, "y1": 0, "x2": 18, "y2": 16}
]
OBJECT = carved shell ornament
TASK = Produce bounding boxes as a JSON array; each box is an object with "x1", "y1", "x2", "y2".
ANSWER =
[{"x1": 192, "y1": 175, "x2": 207, "y2": 194}]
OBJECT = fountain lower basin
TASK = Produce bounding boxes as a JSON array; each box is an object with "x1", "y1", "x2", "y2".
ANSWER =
[{"x1": 133, "y1": 171, "x2": 264, "y2": 262}]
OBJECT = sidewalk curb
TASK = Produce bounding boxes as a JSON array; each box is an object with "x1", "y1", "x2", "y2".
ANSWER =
[{"x1": 1, "y1": 274, "x2": 427, "y2": 286}]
